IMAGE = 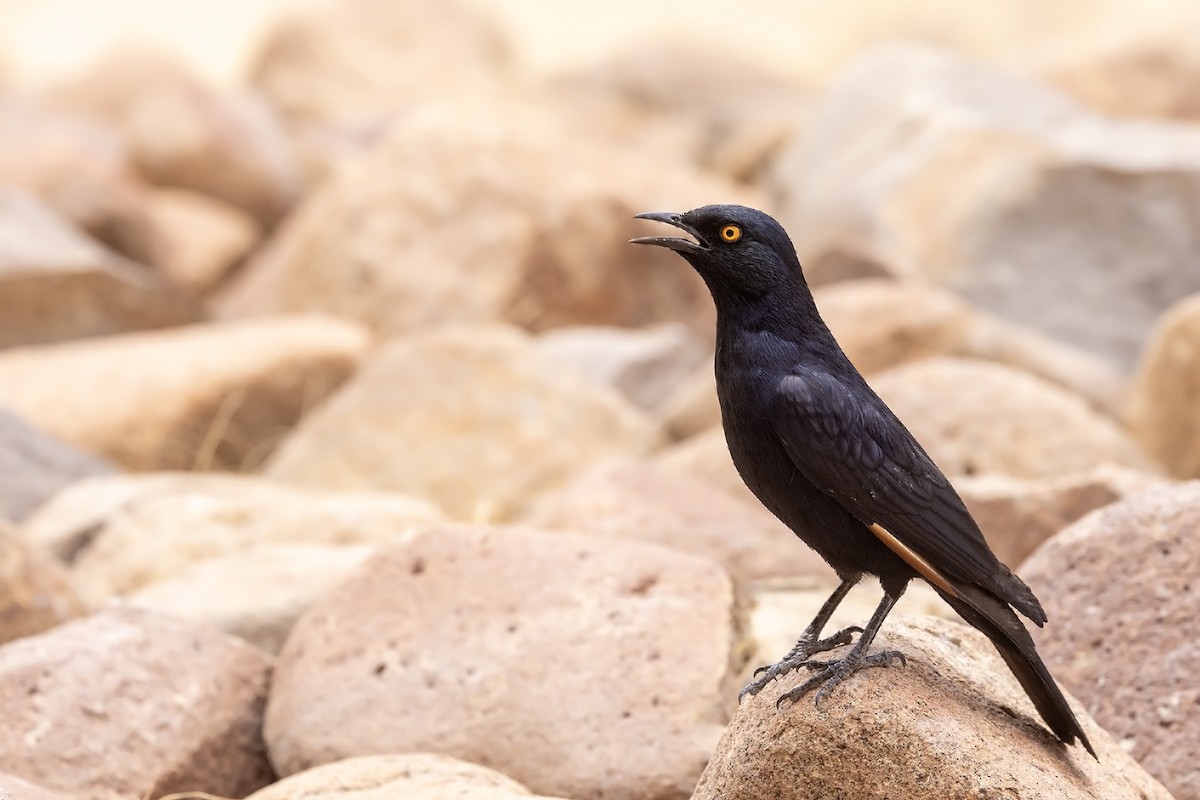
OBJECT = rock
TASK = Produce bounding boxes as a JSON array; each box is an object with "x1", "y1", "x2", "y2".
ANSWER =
[
  {"x1": 800, "y1": 239, "x2": 899, "y2": 287},
  {"x1": 0, "y1": 188, "x2": 200, "y2": 347},
  {"x1": 141, "y1": 188, "x2": 260, "y2": 294},
  {"x1": 653, "y1": 426, "x2": 756, "y2": 507},
  {"x1": 0, "y1": 94, "x2": 163, "y2": 266},
  {"x1": 0, "y1": 315, "x2": 369, "y2": 471},
  {"x1": 869, "y1": 357, "x2": 1152, "y2": 479},
  {"x1": 57, "y1": 474, "x2": 442, "y2": 602},
  {"x1": 128, "y1": 543, "x2": 374, "y2": 654},
  {"x1": 0, "y1": 523, "x2": 84, "y2": 644},
  {"x1": 215, "y1": 106, "x2": 759, "y2": 336},
  {"x1": 813, "y1": 279, "x2": 1127, "y2": 415},
  {"x1": 524, "y1": 459, "x2": 827, "y2": 584},
  {"x1": 1047, "y1": 35, "x2": 1200, "y2": 121},
  {"x1": 773, "y1": 44, "x2": 1200, "y2": 369},
  {"x1": 52, "y1": 52, "x2": 299, "y2": 224},
  {"x1": 1021, "y1": 482, "x2": 1200, "y2": 800},
  {"x1": 0, "y1": 773, "x2": 74, "y2": 800},
  {"x1": 0, "y1": 606, "x2": 273, "y2": 799},
  {"x1": 266, "y1": 326, "x2": 662, "y2": 521},
  {"x1": 265, "y1": 525, "x2": 737, "y2": 800},
  {"x1": 0, "y1": 409, "x2": 114, "y2": 524},
  {"x1": 694, "y1": 615, "x2": 1171, "y2": 800},
  {"x1": 1127, "y1": 292, "x2": 1200, "y2": 478},
  {"x1": 536, "y1": 324, "x2": 708, "y2": 412},
  {"x1": 246, "y1": 754, "x2": 570, "y2": 800},
  {"x1": 958, "y1": 466, "x2": 1166, "y2": 568},
  {"x1": 249, "y1": 0, "x2": 514, "y2": 128},
  {"x1": 656, "y1": 365, "x2": 720, "y2": 441}
]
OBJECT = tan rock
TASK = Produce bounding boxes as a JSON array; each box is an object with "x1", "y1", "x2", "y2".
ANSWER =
[
  {"x1": 775, "y1": 44, "x2": 1200, "y2": 369},
  {"x1": 52, "y1": 52, "x2": 299, "y2": 224},
  {"x1": 869, "y1": 357, "x2": 1151, "y2": 479},
  {"x1": 0, "y1": 409, "x2": 113, "y2": 524},
  {"x1": 141, "y1": 188, "x2": 260, "y2": 293},
  {"x1": 265, "y1": 525, "x2": 738, "y2": 800},
  {"x1": 0, "y1": 606, "x2": 273, "y2": 800},
  {"x1": 0, "y1": 773, "x2": 74, "y2": 800},
  {"x1": 129, "y1": 543, "x2": 375, "y2": 654},
  {"x1": 695, "y1": 615, "x2": 1171, "y2": 800},
  {"x1": 216, "y1": 105, "x2": 758, "y2": 336},
  {"x1": 247, "y1": 754, "x2": 570, "y2": 800},
  {"x1": 0, "y1": 188, "x2": 200, "y2": 347},
  {"x1": 249, "y1": 0, "x2": 514, "y2": 128},
  {"x1": 814, "y1": 279, "x2": 1126, "y2": 414},
  {"x1": 61, "y1": 474, "x2": 442, "y2": 603},
  {"x1": 0, "y1": 315, "x2": 369, "y2": 471},
  {"x1": 653, "y1": 426, "x2": 755, "y2": 507},
  {"x1": 798, "y1": 239, "x2": 899, "y2": 288},
  {"x1": 536, "y1": 324, "x2": 708, "y2": 412},
  {"x1": 1047, "y1": 35, "x2": 1200, "y2": 121},
  {"x1": 1021, "y1": 482, "x2": 1200, "y2": 800},
  {"x1": 525, "y1": 459, "x2": 827, "y2": 584},
  {"x1": 0, "y1": 523, "x2": 84, "y2": 644},
  {"x1": 266, "y1": 327, "x2": 662, "y2": 521},
  {"x1": 657, "y1": 366, "x2": 720, "y2": 441},
  {"x1": 958, "y1": 466, "x2": 1166, "y2": 567},
  {"x1": 1127, "y1": 292, "x2": 1200, "y2": 478}
]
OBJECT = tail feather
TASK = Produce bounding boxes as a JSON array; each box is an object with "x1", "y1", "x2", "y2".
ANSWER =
[{"x1": 937, "y1": 583, "x2": 1096, "y2": 759}]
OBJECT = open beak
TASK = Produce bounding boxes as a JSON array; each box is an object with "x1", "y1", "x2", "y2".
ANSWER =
[{"x1": 629, "y1": 211, "x2": 706, "y2": 254}]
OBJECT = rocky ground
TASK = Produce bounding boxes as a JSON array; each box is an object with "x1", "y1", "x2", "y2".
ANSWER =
[{"x1": 1, "y1": 2, "x2": 1199, "y2": 799}]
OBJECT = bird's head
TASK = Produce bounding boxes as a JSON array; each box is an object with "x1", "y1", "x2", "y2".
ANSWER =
[{"x1": 630, "y1": 204, "x2": 804, "y2": 297}]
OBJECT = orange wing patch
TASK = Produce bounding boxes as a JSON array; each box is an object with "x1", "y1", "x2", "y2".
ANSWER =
[{"x1": 868, "y1": 523, "x2": 959, "y2": 597}]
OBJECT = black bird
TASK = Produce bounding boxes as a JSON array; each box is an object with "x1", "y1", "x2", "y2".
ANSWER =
[{"x1": 631, "y1": 204, "x2": 1095, "y2": 758}]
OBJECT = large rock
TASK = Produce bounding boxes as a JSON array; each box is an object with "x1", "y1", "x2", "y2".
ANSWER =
[
  {"x1": 216, "y1": 106, "x2": 758, "y2": 336},
  {"x1": 1022, "y1": 482, "x2": 1200, "y2": 800},
  {"x1": 52, "y1": 52, "x2": 299, "y2": 224},
  {"x1": 1047, "y1": 35, "x2": 1200, "y2": 121},
  {"x1": 0, "y1": 523, "x2": 84, "y2": 644},
  {"x1": 869, "y1": 357, "x2": 1151, "y2": 479},
  {"x1": 247, "y1": 754, "x2": 569, "y2": 800},
  {"x1": 55, "y1": 474, "x2": 442, "y2": 602},
  {"x1": 1127, "y1": 292, "x2": 1200, "y2": 478},
  {"x1": 653, "y1": 426, "x2": 756, "y2": 507},
  {"x1": 266, "y1": 327, "x2": 662, "y2": 521},
  {"x1": 0, "y1": 606, "x2": 273, "y2": 800},
  {"x1": 128, "y1": 543, "x2": 374, "y2": 654},
  {"x1": 140, "y1": 188, "x2": 261, "y2": 294},
  {"x1": 695, "y1": 615, "x2": 1170, "y2": 800},
  {"x1": 249, "y1": 0, "x2": 514, "y2": 128},
  {"x1": 265, "y1": 525, "x2": 738, "y2": 800},
  {"x1": 0, "y1": 188, "x2": 200, "y2": 347},
  {"x1": 774, "y1": 44, "x2": 1200, "y2": 369},
  {"x1": 0, "y1": 773, "x2": 74, "y2": 800},
  {"x1": 525, "y1": 459, "x2": 827, "y2": 584},
  {"x1": 0, "y1": 315, "x2": 369, "y2": 470},
  {"x1": 0, "y1": 409, "x2": 114, "y2": 524}
]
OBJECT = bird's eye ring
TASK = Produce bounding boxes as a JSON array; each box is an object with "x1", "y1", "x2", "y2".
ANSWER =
[{"x1": 720, "y1": 224, "x2": 742, "y2": 243}]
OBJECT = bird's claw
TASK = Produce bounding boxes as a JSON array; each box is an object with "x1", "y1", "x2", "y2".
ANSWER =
[
  {"x1": 739, "y1": 625, "x2": 864, "y2": 702},
  {"x1": 774, "y1": 648, "x2": 906, "y2": 710}
]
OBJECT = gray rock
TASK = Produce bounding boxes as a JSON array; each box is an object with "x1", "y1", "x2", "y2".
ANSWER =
[{"x1": 0, "y1": 409, "x2": 113, "y2": 524}]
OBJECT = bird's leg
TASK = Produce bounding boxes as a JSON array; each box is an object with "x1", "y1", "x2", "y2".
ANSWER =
[
  {"x1": 739, "y1": 577, "x2": 862, "y2": 702},
  {"x1": 775, "y1": 586, "x2": 907, "y2": 709}
]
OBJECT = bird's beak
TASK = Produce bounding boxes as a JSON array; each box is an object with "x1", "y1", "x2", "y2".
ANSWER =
[{"x1": 629, "y1": 211, "x2": 705, "y2": 254}]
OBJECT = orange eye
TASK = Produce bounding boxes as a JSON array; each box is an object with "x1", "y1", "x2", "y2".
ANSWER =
[{"x1": 720, "y1": 224, "x2": 741, "y2": 242}]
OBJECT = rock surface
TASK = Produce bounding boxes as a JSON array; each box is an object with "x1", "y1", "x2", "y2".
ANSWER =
[
  {"x1": 870, "y1": 357, "x2": 1151, "y2": 478},
  {"x1": 1047, "y1": 35, "x2": 1200, "y2": 121},
  {"x1": 0, "y1": 188, "x2": 199, "y2": 347},
  {"x1": 141, "y1": 188, "x2": 260, "y2": 294},
  {"x1": 0, "y1": 523, "x2": 84, "y2": 645},
  {"x1": 695, "y1": 615, "x2": 1171, "y2": 800},
  {"x1": 266, "y1": 326, "x2": 662, "y2": 521},
  {"x1": 1022, "y1": 482, "x2": 1200, "y2": 800},
  {"x1": 0, "y1": 606, "x2": 274, "y2": 800},
  {"x1": 1127, "y1": 292, "x2": 1200, "y2": 478},
  {"x1": 0, "y1": 409, "x2": 114, "y2": 524},
  {"x1": 0, "y1": 315, "x2": 369, "y2": 470},
  {"x1": 128, "y1": 543, "x2": 375, "y2": 653},
  {"x1": 654, "y1": 426, "x2": 757, "y2": 507},
  {"x1": 525, "y1": 459, "x2": 827, "y2": 583},
  {"x1": 774, "y1": 44, "x2": 1200, "y2": 369},
  {"x1": 247, "y1": 754, "x2": 569, "y2": 800},
  {"x1": 61, "y1": 474, "x2": 442, "y2": 602},
  {"x1": 265, "y1": 524, "x2": 738, "y2": 800},
  {"x1": 0, "y1": 773, "x2": 74, "y2": 800}
]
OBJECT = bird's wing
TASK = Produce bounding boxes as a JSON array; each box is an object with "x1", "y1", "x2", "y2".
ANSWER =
[{"x1": 771, "y1": 370, "x2": 1045, "y2": 624}]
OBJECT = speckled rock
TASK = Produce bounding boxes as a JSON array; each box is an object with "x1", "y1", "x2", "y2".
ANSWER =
[{"x1": 0, "y1": 523, "x2": 84, "y2": 644}]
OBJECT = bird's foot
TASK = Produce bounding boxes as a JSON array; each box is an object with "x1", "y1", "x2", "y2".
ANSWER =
[
  {"x1": 774, "y1": 648, "x2": 906, "y2": 710},
  {"x1": 738, "y1": 626, "x2": 862, "y2": 702}
]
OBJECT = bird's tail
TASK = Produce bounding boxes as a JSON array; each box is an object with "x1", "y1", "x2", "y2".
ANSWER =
[{"x1": 936, "y1": 583, "x2": 1097, "y2": 759}]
